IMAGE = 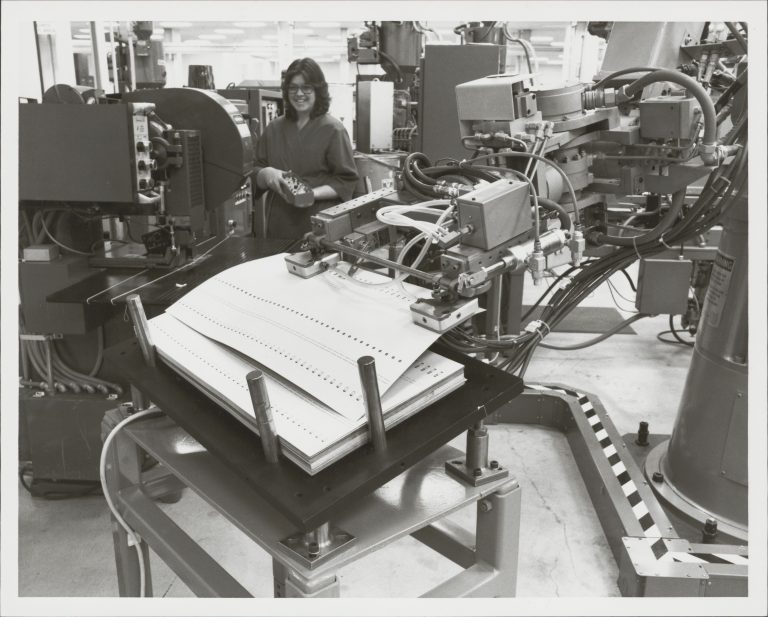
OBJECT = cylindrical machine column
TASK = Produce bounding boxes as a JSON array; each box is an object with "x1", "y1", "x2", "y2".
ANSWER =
[{"x1": 646, "y1": 194, "x2": 748, "y2": 540}]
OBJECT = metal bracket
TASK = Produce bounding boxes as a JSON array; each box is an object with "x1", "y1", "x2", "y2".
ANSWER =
[
  {"x1": 279, "y1": 526, "x2": 356, "y2": 570},
  {"x1": 445, "y1": 459, "x2": 509, "y2": 487}
]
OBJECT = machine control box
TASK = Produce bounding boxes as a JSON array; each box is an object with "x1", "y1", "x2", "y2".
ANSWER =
[
  {"x1": 635, "y1": 258, "x2": 693, "y2": 314},
  {"x1": 19, "y1": 102, "x2": 153, "y2": 203},
  {"x1": 457, "y1": 179, "x2": 531, "y2": 250},
  {"x1": 638, "y1": 95, "x2": 700, "y2": 141},
  {"x1": 132, "y1": 111, "x2": 153, "y2": 190}
]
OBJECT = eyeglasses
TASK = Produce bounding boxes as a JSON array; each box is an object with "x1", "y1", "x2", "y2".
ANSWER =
[{"x1": 287, "y1": 85, "x2": 315, "y2": 95}]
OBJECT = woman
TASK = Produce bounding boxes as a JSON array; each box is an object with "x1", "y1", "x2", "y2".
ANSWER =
[{"x1": 254, "y1": 58, "x2": 358, "y2": 239}]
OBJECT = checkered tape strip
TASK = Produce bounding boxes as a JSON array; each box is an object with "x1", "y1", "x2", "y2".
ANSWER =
[{"x1": 528, "y1": 384, "x2": 749, "y2": 566}]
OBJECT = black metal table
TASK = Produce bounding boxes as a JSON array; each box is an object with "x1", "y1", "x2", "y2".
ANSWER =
[{"x1": 104, "y1": 339, "x2": 523, "y2": 531}]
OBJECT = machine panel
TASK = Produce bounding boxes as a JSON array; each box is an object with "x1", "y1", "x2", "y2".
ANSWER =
[{"x1": 19, "y1": 103, "x2": 139, "y2": 203}]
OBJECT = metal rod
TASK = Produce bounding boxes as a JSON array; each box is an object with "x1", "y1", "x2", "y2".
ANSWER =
[
  {"x1": 466, "y1": 421, "x2": 489, "y2": 471},
  {"x1": 130, "y1": 385, "x2": 147, "y2": 412},
  {"x1": 126, "y1": 24, "x2": 137, "y2": 91},
  {"x1": 357, "y1": 356, "x2": 387, "y2": 451},
  {"x1": 321, "y1": 239, "x2": 441, "y2": 285},
  {"x1": 246, "y1": 370, "x2": 280, "y2": 464},
  {"x1": 43, "y1": 338, "x2": 55, "y2": 394},
  {"x1": 125, "y1": 294, "x2": 156, "y2": 367},
  {"x1": 108, "y1": 22, "x2": 119, "y2": 93},
  {"x1": 20, "y1": 338, "x2": 30, "y2": 381},
  {"x1": 303, "y1": 522, "x2": 331, "y2": 550},
  {"x1": 33, "y1": 22, "x2": 46, "y2": 100},
  {"x1": 89, "y1": 22, "x2": 103, "y2": 91}
]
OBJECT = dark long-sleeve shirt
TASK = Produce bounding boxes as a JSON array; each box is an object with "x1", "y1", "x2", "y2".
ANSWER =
[{"x1": 253, "y1": 113, "x2": 358, "y2": 239}]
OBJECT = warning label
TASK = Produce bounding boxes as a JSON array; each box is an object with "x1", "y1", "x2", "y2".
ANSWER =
[{"x1": 704, "y1": 251, "x2": 735, "y2": 327}]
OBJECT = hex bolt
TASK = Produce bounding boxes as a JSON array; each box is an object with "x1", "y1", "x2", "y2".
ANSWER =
[
  {"x1": 473, "y1": 468, "x2": 483, "y2": 477},
  {"x1": 478, "y1": 499, "x2": 493, "y2": 513},
  {"x1": 307, "y1": 541, "x2": 320, "y2": 558},
  {"x1": 702, "y1": 517, "x2": 718, "y2": 544},
  {"x1": 490, "y1": 460, "x2": 499, "y2": 470},
  {"x1": 635, "y1": 421, "x2": 650, "y2": 446},
  {"x1": 652, "y1": 471, "x2": 664, "y2": 483}
]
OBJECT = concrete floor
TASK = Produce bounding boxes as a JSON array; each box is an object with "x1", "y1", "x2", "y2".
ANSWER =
[{"x1": 17, "y1": 266, "x2": 695, "y2": 598}]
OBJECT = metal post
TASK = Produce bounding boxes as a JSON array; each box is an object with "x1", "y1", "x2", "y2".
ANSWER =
[
  {"x1": 303, "y1": 521, "x2": 331, "y2": 554},
  {"x1": 20, "y1": 338, "x2": 30, "y2": 381},
  {"x1": 357, "y1": 356, "x2": 387, "y2": 451},
  {"x1": 43, "y1": 337, "x2": 55, "y2": 394},
  {"x1": 126, "y1": 23, "x2": 137, "y2": 91},
  {"x1": 246, "y1": 370, "x2": 280, "y2": 464},
  {"x1": 125, "y1": 294, "x2": 156, "y2": 368},
  {"x1": 466, "y1": 421, "x2": 490, "y2": 471},
  {"x1": 486, "y1": 275, "x2": 503, "y2": 341}
]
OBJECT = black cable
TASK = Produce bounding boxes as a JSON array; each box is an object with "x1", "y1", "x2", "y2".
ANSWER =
[
  {"x1": 619, "y1": 268, "x2": 637, "y2": 292},
  {"x1": 537, "y1": 313, "x2": 648, "y2": 350},
  {"x1": 521, "y1": 265, "x2": 580, "y2": 322},
  {"x1": 725, "y1": 22, "x2": 748, "y2": 54},
  {"x1": 714, "y1": 67, "x2": 747, "y2": 114},
  {"x1": 378, "y1": 50, "x2": 404, "y2": 84},
  {"x1": 668, "y1": 315, "x2": 694, "y2": 346}
]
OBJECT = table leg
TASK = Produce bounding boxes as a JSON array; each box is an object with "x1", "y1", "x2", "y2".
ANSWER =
[{"x1": 105, "y1": 418, "x2": 154, "y2": 597}]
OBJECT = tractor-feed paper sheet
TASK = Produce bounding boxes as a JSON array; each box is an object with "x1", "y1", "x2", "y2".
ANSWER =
[{"x1": 161, "y1": 254, "x2": 448, "y2": 421}]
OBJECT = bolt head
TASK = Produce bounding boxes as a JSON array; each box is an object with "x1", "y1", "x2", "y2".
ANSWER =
[
  {"x1": 473, "y1": 468, "x2": 483, "y2": 477},
  {"x1": 652, "y1": 471, "x2": 664, "y2": 483},
  {"x1": 490, "y1": 460, "x2": 499, "y2": 470}
]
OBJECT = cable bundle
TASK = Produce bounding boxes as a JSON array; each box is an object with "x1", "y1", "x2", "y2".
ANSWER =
[
  {"x1": 375, "y1": 200, "x2": 453, "y2": 242},
  {"x1": 22, "y1": 326, "x2": 123, "y2": 395}
]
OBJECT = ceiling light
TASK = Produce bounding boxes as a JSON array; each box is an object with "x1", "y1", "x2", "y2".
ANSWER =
[
  {"x1": 530, "y1": 35, "x2": 553, "y2": 44},
  {"x1": 73, "y1": 34, "x2": 90, "y2": 39},
  {"x1": 159, "y1": 21, "x2": 192, "y2": 29},
  {"x1": 215, "y1": 28, "x2": 244, "y2": 34},
  {"x1": 233, "y1": 21, "x2": 266, "y2": 28},
  {"x1": 150, "y1": 34, "x2": 165, "y2": 41},
  {"x1": 293, "y1": 27, "x2": 313, "y2": 35},
  {"x1": 262, "y1": 33, "x2": 278, "y2": 40},
  {"x1": 308, "y1": 22, "x2": 341, "y2": 28},
  {"x1": 199, "y1": 34, "x2": 226, "y2": 40},
  {"x1": 326, "y1": 35, "x2": 342, "y2": 41},
  {"x1": 185, "y1": 39, "x2": 212, "y2": 45},
  {"x1": 78, "y1": 28, "x2": 90, "y2": 34}
]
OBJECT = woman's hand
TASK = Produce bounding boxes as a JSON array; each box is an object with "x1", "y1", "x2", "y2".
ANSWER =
[{"x1": 256, "y1": 167, "x2": 291, "y2": 200}]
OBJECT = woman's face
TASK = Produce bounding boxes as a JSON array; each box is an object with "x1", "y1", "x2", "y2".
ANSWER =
[{"x1": 288, "y1": 74, "x2": 316, "y2": 115}]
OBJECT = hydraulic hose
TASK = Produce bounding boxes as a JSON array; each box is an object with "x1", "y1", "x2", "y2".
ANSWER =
[
  {"x1": 537, "y1": 197, "x2": 573, "y2": 233},
  {"x1": 724, "y1": 22, "x2": 748, "y2": 54},
  {"x1": 593, "y1": 66, "x2": 661, "y2": 89},
  {"x1": 593, "y1": 189, "x2": 685, "y2": 247},
  {"x1": 622, "y1": 69, "x2": 717, "y2": 157}
]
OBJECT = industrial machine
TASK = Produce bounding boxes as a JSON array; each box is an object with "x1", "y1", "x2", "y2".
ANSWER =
[
  {"x1": 18, "y1": 85, "x2": 257, "y2": 494},
  {"x1": 282, "y1": 20, "x2": 749, "y2": 596},
  {"x1": 17, "y1": 19, "x2": 750, "y2": 598},
  {"x1": 348, "y1": 21, "x2": 423, "y2": 152},
  {"x1": 107, "y1": 21, "x2": 167, "y2": 92}
]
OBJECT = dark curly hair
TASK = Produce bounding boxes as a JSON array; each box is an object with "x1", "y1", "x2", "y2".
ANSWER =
[{"x1": 282, "y1": 57, "x2": 331, "y2": 120}]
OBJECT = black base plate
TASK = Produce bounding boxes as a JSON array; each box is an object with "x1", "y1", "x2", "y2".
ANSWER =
[
  {"x1": 622, "y1": 431, "x2": 717, "y2": 544},
  {"x1": 104, "y1": 340, "x2": 522, "y2": 531}
]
